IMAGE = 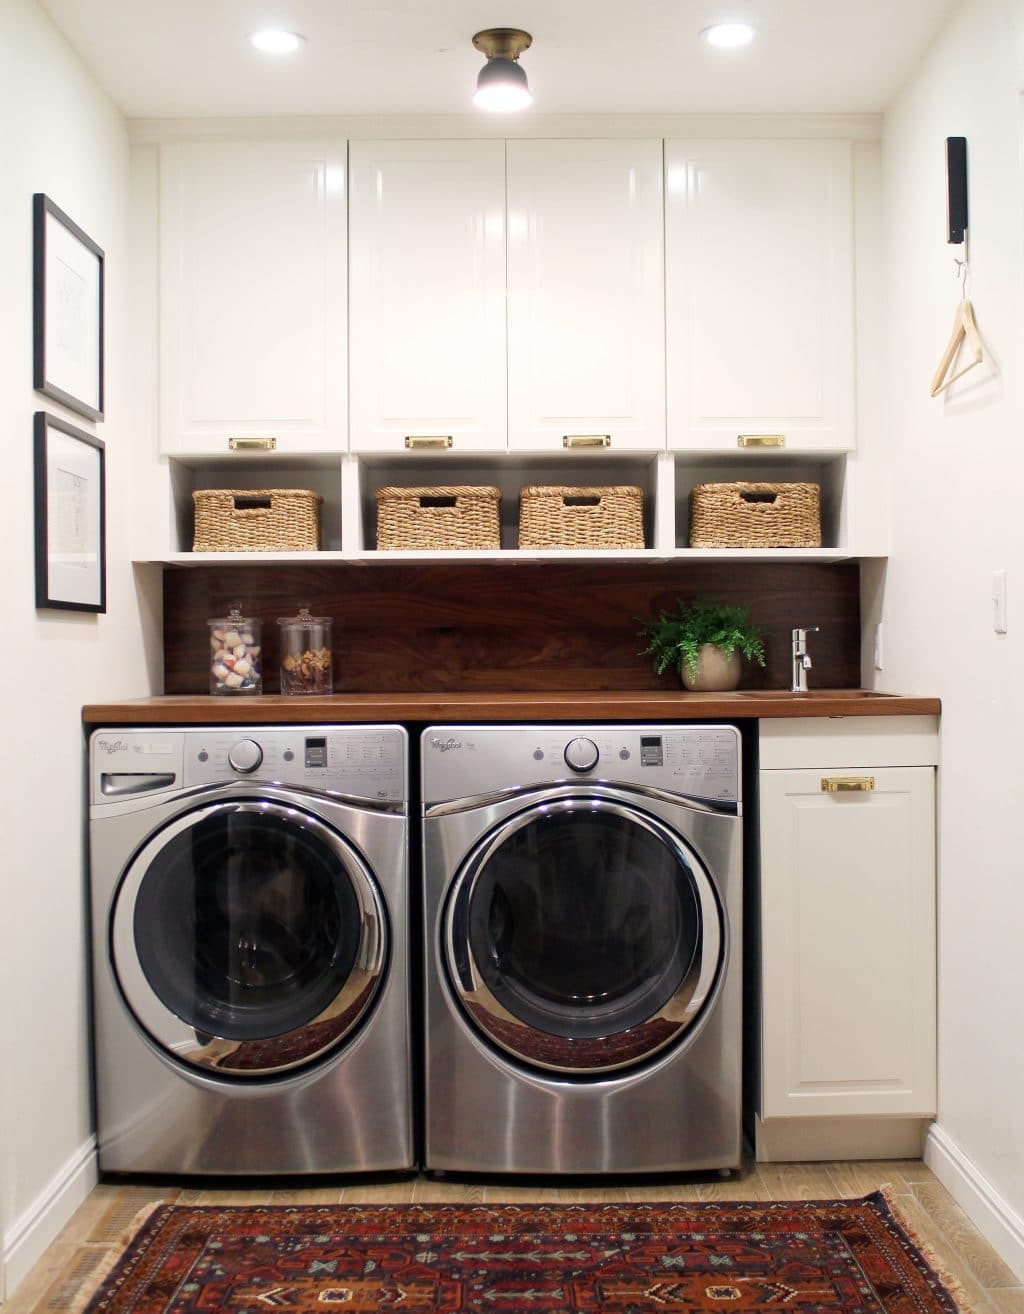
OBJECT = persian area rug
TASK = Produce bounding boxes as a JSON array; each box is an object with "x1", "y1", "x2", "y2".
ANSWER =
[{"x1": 82, "y1": 1192, "x2": 963, "y2": 1314}]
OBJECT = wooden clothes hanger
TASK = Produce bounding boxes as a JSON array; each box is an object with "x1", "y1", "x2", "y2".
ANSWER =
[{"x1": 930, "y1": 259, "x2": 984, "y2": 396}]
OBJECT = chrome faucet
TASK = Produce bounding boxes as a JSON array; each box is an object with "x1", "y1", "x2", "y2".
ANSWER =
[{"x1": 791, "y1": 627, "x2": 820, "y2": 693}]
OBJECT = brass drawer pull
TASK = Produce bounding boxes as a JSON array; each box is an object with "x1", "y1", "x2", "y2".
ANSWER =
[
  {"x1": 821, "y1": 776, "x2": 876, "y2": 793},
  {"x1": 405, "y1": 435, "x2": 453, "y2": 450},
  {"x1": 563, "y1": 434, "x2": 611, "y2": 449},
  {"x1": 738, "y1": 434, "x2": 785, "y2": 449},
  {"x1": 228, "y1": 436, "x2": 277, "y2": 452}
]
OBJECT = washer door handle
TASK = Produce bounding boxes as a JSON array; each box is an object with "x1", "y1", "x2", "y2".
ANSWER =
[{"x1": 101, "y1": 772, "x2": 177, "y2": 797}]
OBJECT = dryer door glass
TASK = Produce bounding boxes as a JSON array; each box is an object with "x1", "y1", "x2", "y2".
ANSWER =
[
  {"x1": 445, "y1": 799, "x2": 723, "y2": 1074},
  {"x1": 112, "y1": 801, "x2": 388, "y2": 1077}
]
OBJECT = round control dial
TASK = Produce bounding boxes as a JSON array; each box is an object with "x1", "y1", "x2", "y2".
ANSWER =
[
  {"x1": 564, "y1": 737, "x2": 599, "y2": 773},
  {"x1": 228, "y1": 739, "x2": 263, "y2": 774}
]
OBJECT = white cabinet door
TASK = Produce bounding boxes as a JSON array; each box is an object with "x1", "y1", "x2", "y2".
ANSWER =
[
  {"x1": 759, "y1": 766, "x2": 936, "y2": 1119},
  {"x1": 507, "y1": 140, "x2": 665, "y2": 452},
  {"x1": 349, "y1": 141, "x2": 507, "y2": 454},
  {"x1": 666, "y1": 139, "x2": 854, "y2": 453},
  {"x1": 159, "y1": 141, "x2": 347, "y2": 456}
]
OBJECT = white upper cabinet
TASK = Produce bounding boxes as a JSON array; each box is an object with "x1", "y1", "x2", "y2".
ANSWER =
[
  {"x1": 506, "y1": 140, "x2": 666, "y2": 452},
  {"x1": 666, "y1": 139, "x2": 855, "y2": 453},
  {"x1": 159, "y1": 141, "x2": 347, "y2": 456},
  {"x1": 349, "y1": 141, "x2": 508, "y2": 454}
]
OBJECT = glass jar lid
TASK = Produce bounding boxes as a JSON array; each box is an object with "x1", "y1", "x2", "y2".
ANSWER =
[
  {"x1": 277, "y1": 606, "x2": 331, "y2": 629},
  {"x1": 208, "y1": 601, "x2": 258, "y2": 627}
]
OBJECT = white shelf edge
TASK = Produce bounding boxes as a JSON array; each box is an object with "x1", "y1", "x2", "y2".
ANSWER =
[
  {"x1": 139, "y1": 547, "x2": 872, "y2": 566},
  {"x1": 669, "y1": 547, "x2": 859, "y2": 561}
]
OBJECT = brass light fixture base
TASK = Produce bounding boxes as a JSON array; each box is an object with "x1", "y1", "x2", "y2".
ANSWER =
[{"x1": 472, "y1": 28, "x2": 533, "y2": 61}]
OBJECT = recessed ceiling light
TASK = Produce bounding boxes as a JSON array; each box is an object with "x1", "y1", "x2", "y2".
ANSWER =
[
  {"x1": 701, "y1": 22, "x2": 755, "y2": 48},
  {"x1": 249, "y1": 29, "x2": 305, "y2": 55}
]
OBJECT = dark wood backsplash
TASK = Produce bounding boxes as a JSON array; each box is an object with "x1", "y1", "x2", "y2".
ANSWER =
[{"x1": 163, "y1": 561, "x2": 861, "y2": 694}]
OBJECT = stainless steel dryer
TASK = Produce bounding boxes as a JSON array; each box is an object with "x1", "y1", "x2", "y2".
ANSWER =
[
  {"x1": 88, "y1": 724, "x2": 413, "y2": 1176},
  {"x1": 422, "y1": 723, "x2": 742, "y2": 1175}
]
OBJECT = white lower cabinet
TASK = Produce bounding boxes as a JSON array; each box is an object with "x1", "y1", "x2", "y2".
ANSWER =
[{"x1": 756, "y1": 718, "x2": 937, "y2": 1160}]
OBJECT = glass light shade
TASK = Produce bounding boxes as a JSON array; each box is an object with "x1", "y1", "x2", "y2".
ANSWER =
[
  {"x1": 473, "y1": 57, "x2": 532, "y2": 111},
  {"x1": 701, "y1": 22, "x2": 755, "y2": 48},
  {"x1": 249, "y1": 29, "x2": 305, "y2": 55}
]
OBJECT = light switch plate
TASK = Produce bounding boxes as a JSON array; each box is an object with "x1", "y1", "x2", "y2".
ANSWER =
[{"x1": 993, "y1": 569, "x2": 1008, "y2": 634}]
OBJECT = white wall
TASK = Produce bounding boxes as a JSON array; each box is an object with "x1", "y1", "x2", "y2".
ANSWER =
[
  {"x1": 0, "y1": 0, "x2": 158, "y2": 1297},
  {"x1": 880, "y1": 0, "x2": 1024, "y2": 1277}
]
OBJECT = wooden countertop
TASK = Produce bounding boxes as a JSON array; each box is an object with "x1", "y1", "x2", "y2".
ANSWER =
[{"x1": 82, "y1": 690, "x2": 940, "y2": 725}]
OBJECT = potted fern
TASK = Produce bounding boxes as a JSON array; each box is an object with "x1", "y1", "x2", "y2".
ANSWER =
[{"x1": 638, "y1": 598, "x2": 766, "y2": 691}]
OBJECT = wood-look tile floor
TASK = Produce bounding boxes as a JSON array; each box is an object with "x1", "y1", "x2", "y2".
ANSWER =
[{"x1": 6, "y1": 1159, "x2": 1021, "y2": 1314}]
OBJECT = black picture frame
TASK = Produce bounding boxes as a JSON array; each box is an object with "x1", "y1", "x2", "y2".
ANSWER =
[
  {"x1": 33, "y1": 193, "x2": 105, "y2": 421},
  {"x1": 34, "y1": 411, "x2": 107, "y2": 613}
]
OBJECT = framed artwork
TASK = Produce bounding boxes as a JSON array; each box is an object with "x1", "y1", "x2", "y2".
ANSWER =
[
  {"x1": 33, "y1": 193, "x2": 105, "y2": 421},
  {"x1": 34, "y1": 411, "x2": 106, "y2": 613}
]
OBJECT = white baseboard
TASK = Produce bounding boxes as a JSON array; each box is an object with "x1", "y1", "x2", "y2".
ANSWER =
[
  {"x1": 925, "y1": 1122, "x2": 1024, "y2": 1284},
  {"x1": 2, "y1": 1137, "x2": 98, "y2": 1301}
]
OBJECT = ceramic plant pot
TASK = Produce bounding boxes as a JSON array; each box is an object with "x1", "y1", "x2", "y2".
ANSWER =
[{"x1": 681, "y1": 643, "x2": 742, "y2": 692}]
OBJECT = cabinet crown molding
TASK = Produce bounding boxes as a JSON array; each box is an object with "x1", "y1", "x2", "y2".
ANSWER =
[{"x1": 129, "y1": 112, "x2": 882, "y2": 146}]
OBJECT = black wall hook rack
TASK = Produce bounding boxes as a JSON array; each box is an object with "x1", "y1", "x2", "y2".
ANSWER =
[{"x1": 946, "y1": 136, "x2": 968, "y2": 245}]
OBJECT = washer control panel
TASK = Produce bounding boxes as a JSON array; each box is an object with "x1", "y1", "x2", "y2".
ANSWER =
[
  {"x1": 91, "y1": 726, "x2": 408, "y2": 806},
  {"x1": 422, "y1": 724, "x2": 741, "y2": 808}
]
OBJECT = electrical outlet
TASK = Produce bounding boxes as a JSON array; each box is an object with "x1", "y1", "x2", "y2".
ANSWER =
[
  {"x1": 993, "y1": 569, "x2": 1008, "y2": 634},
  {"x1": 873, "y1": 622, "x2": 884, "y2": 670}
]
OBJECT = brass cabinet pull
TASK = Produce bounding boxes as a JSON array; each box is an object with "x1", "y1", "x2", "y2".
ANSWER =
[
  {"x1": 738, "y1": 434, "x2": 785, "y2": 449},
  {"x1": 405, "y1": 435, "x2": 453, "y2": 450},
  {"x1": 563, "y1": 434, "x2": 611, "y2": 449},
  {"x1": 228, "y1": 436, "x2": 277, "y2": 452},
  {"x1": 821, "y1": 776, "x2": 876, "y2": 793}
]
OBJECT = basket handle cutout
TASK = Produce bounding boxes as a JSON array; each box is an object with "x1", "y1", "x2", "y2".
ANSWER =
[
  {"x1": 739, "y1": 490, "x2": 779, "y2": 505},
  {"x1": 232, "y1": 495, "x2": 273, "y2": 511},
  {"x1": 419, "y1": 495, "x2": 458, "y2": 508},
  {"x1": 563, "y1": 495, "x2": 601, "y2": 507}
]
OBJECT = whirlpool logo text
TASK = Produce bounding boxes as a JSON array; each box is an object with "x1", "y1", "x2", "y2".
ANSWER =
[
  {"x1": 96, "y1": 738, "x2": 129, "y2": 755},
  {"x1": 429, "y1": 736, "x2": 463, "y2": 753}
]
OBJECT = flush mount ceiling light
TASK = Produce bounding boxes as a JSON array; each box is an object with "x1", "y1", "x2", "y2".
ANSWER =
[
  {"x1": 701, "y1": 21, "x2": 756, "y2": 48},
  {"x1": 249, "y1": 28, "x2": 306, "y2": 55},
  {"x1": 472, "y1": 28, "x2": 533, "y2": 111}
]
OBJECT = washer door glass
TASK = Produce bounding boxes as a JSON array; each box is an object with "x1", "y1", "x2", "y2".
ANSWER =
[
  {"x1": 444, "y1": 798, "x2": 723, "y2": 1074},
  {"x1": 112, "y1": 801, "x2": 387, "y2": 1077}
]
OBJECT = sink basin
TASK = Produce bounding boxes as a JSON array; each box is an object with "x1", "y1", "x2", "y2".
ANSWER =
[{"x1": 733, "y1": 689, "x2": 896, "y2": 699}]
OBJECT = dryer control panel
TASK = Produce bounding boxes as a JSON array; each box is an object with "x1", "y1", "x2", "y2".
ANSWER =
[
  {"x1": 422, "y1": 724, "x2": 741, "y2": 809},
  {"x1": 91, "y1": 725, "x2": 408, "y2": 806}
]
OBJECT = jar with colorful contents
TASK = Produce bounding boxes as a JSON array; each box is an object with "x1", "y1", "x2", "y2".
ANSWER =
[
  {"x1": 208, "y1": 604, "x2": 262, "y2": 694},
  {"x1": 277, "y1": 607, "x2": 333, "y2": 695}
]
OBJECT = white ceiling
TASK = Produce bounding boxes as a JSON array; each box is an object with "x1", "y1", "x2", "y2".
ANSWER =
[{"x1": 39, "y1": 0, "x2": 956, "y2": 120}]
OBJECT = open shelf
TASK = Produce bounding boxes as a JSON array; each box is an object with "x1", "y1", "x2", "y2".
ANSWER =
[
  {"x1": 355, "y1": 451, "x2": 662, "y2": 552},
  {"x1": 141, "y1": 450, "x2": 876, "y2": 564},
  {"x1": 166, "y1": 455, "x2": 344, "y2": 554},
  {"x1": 673, "y1": 453, "x2": 848, "y2": 552}
]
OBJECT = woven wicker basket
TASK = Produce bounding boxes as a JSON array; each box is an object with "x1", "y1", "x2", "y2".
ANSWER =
[
  {"x1": 192, "y1": 488, "x2": 322, "y2": 552},
  {"x1": 375, "y1": 485, "x2": 501, "y2": 551},
  {"x1": 518, "y1": 485, "x2": 645, "y2": 550},
  {"x1": 689, "y1": 482, "x2": 821, "y2": 548}
]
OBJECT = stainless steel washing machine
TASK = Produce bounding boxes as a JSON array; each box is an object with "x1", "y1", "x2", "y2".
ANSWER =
[
  {"x1": 422, "y1": 723, "x2": 742, "y2": 1175},
  {"x1": 88, "y1": 724, "x2": 413, "y2": 1176}
]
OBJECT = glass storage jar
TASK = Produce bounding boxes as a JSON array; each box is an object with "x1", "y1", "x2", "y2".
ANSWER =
[
  {"x1": 208, "y1": 604, "x2": 262, "y2": 694},
  {"x1": 277, "y1": 607, "x2": 333, "y2": 695}
]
